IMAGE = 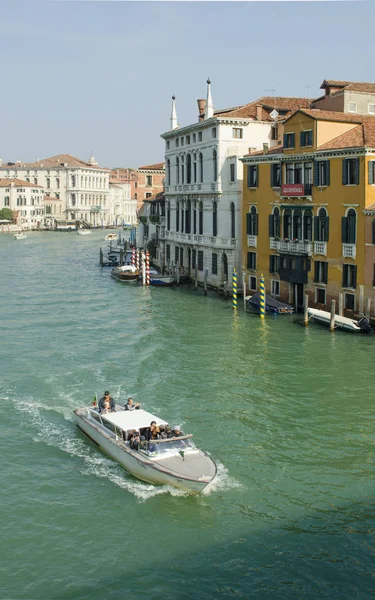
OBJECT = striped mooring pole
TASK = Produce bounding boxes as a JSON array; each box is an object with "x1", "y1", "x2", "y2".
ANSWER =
[
  {"x1": 136, "y1": 248, "x2": 140, "y2": 271},
  {"x1": 260, "y1": 273, "x2": 265, "y2": 319},
  {"x1": 145, "y1": 251, "x2": 150, "y2": 285},
  {"x1": 132, "y1": 246, "x2": 135, "y2": 267},
  {"x1": 232, "y1": 268, "x2": 237, "y2": 309}
]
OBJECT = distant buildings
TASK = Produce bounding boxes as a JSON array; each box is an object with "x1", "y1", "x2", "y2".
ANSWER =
[
  {"x1": 0, "y1": 178, "x2": 45, "y2": 229},
  {"x1": 110, "y1": 163, "x2": 165, "y2": 209}
]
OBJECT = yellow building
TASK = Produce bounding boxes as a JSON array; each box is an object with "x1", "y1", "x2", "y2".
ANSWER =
[{"x1": 241, "y1": 108, "x2": 375, "y2": 315}]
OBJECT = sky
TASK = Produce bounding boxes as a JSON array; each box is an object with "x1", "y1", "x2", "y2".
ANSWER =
[{"x1": 0, "y1": 0, "x2": 373, "y2": 169}]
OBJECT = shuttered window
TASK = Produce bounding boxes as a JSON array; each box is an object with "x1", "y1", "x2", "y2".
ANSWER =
[
  {"x1": 342, "y1": 158, "x2": 359, "y2": 185},
  {"x1": 283, "y1": 133, "x2": 295, "y2": 148},
  {"x1": 300, "y1": 130, "x2": 313, "y2": 147},
  {"x1": 314, "y1": 160, "x2": 330, "y2": 186},
  {"x1": 192, "y1": 249, "x2": 196, "y2": 269},
  {"x1": 247, "y1": 165, "x2": 258, "y2": 188},
  {"x1": 342, "y1": 210, "x2": 356, "y2": 244},
  {"x1": 174, "y1": 247, "x2": 179, "y2": 264},
  {"x1": 166, "y1": 244, "x2": 170, "y2": 263},
  {"x1": 269, "y1": 255, "x2": 280, "y2": 274},
  {"x1": 212, "y1": 253, "x2": 218, "y2": 275},
  {"x1": 198, "y1": 250, "x2": 203, "y2": 271},
  {"x1": 247, "y1": 252, "x2": 256, "y2": 270},
  {"x1": 246, "y1": 207, "x2": 258, "y2": 235},
  {"x1": 342, "y1": 264, "x2": 357, "y2": 289},
  {"x1": 270, "y1": 163, "x2": 281, "y2": 187},
  {"x1": 372, "y1": 219, "x2": 375, "y2": 245},
  {"x1": 368, "y1": 161, "x2": 375, "y2": 185},
  {"x1": 314, "y1": 261, "x2": 328, "y2": 284}
]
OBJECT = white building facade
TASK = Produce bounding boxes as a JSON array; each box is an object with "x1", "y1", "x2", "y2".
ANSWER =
[
  {"x1": 0, "y1": 178, "x2": 45, "y2": 229},
  {"x1": 109, "y1": 180, "x2": 138, "y2": 226},
  {"x1": 0, "y1": 154, "x2": 111, "y2": 227},
  {"x1": 160, "y1": 81, "x2": 273, "y2": 288}
]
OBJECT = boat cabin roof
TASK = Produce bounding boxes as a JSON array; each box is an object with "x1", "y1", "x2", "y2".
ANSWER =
[{"x1": 94, "y1": 408, "x2": 168, "y2": 431}]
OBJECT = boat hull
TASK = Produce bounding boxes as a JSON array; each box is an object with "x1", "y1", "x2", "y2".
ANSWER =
[
  {"x1": 74, "y1": 411, "x2": 213, "y2": 494},
  {"x1": 150, "y1": 276, "x2": 175, "y2": 286},
  {"x1": 308, "y1": 308, "x2": 361, "y2": 332}
]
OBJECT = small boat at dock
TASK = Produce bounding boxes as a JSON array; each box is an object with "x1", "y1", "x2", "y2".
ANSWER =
[
  {"x1": 149, "y1": 268, "x2": 175, "y2": 286},
  {"x1": 308, "y1": 308, "x2": 372, "y2": 333},
  {"x1": 246, "y1": 292, "x2": 294, "y2": 314},
  {"x1": 14, "y1": 232, "x2": 27, "y2": 240},
  {"x1": 111, "y1": 264, "x2": 139, "y2": 282},
  {"x1": 74, "y1": 405, "x2": 217, "y2": 494}
]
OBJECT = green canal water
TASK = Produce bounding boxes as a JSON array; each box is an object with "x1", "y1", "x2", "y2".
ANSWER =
[{"x1": 1, "y1": 231, "x2": 374, "y2": 599}]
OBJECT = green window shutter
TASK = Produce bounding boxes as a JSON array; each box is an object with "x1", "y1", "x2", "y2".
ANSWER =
[
  {"x1": 254, "y1": 214, "x2": 258, "y2": 235},
  {"x1": 300, "y1": 131, "x2": 304, "y2": 147},
  {"x1": 342, "y1": 159, "x2": 348, "y2": 185},
  {"x1": 270, "y1": 164, "x2": 274, "y2": 187},
  {"x1": 314, "y1": 216, "x2": 319, "y2": 241},
  {"x1": 291, "y1": 133, "x2": 295, "y2": 147},
  {"x1": 353, "y1": 266, "x2": 357, "y2": 289},
  {"x1": 326, "y1": 216, "x2": 330, "y2": 242},
  {"x1": 368, "y1": 161, "x2": 374, "y2": 185},
  {"x1": 325, "y1": 161, "x2": 330, "y2": 186},
  {"x1": 269, "y1": 255, "x2": 274, "y2": 273},
  {"x1": 342, "y1": 265, "x2": 346, "y2": 287},
  {"x1": 349, "y1": 215, "x2": 356, "y2": 244},
  {"x1": 283, "y1": 134, "x2": 287, "y2": 147},
  {"x1": 255, "y1": 165, "x2": 259, "y2": 188},
  {"x1": 247, "y1": 252, "x2": 251, "y2": 269},
  {"x1": 308, "y1": 130, "x2": 313, "y2": 146},
  {"x1": 269, "y1": 214, "x2": 274, "y2": 237},
  {"x1": 246, "y1": 213, "x2": 251, "y2": 235},
  {"x1": 323, "y1": 262, "x2": 328, "y2": 284},
  {"x1": 372, "y1": 219, "x2": 375, "y2": 244},
  {"x1": 313, "y1": 161, "x2": 319, "y2": 186},
  {"x1": 342, "y1": 217, "x2": 348, "y2": 243},
  {"x1": 314, "y1": 261, "x2": 319, "y2": 283},
  {"x1": 354, "y1": 158, "x2": 359, "y2": 185},
  {"x1": 247, "y1": 166, "x2": 251, "y2": 188}
]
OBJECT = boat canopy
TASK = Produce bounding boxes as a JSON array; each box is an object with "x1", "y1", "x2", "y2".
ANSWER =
[
  {"x1": 97, "y1": 408, "x2": 168, "y2": 431},
  {"x1": 117, "y1": 265, "x2": 137, "y2": 272}
]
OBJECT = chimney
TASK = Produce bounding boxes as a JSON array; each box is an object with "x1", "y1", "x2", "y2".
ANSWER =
[
  {"x1": 263, "y1": 143, "x2": 269, "y2": 155},
  {"x1": 197, "y1": 99, "x2": 205, "y2": 121},
  {"x1": 256, "y1": 105, "x2": 263, "y2": 121}
]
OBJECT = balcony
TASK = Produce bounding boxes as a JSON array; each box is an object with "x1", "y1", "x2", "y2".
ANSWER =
[
  {"x1": 247, "y1": 235, "x2": 257, "y2": 248},
  {"x1": 270, "y1": 238, "x2": 312, "y2": 255},
  {"x1": 281, "y1": 183, "x2": 313, "y2": 197},
  {"x1": 314, "y1": 241, "x2": 327, "y2": 256},
  {"x1": 165, "y1": 231, "x2": 236, "y2": 248},
  {"x1": 342, "y1": 244, "x2": 356, "y2": 259}
]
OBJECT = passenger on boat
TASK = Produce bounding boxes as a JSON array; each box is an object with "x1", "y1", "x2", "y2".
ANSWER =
[
  {"x1": 124, "y1": 397, "x2": 140, "y2": 411},
  {"x1": 150, "y1": 423, "x2": 160, "y2": 440},
  {"x1": 98, "y1": 391, "x2": 115, "y2": 413},
  {"x1": 165, "y1": 425, "x2": 173, "y2": 438},
  {"x1": 159, "y1": 426, "x2": 168, "y2": 440},
  {"x1": 173, "y1": 426, "x2": 184, "y2": 437},
  {"x1": 130, "y1": 432, "x2": 140, "y2": 451}
]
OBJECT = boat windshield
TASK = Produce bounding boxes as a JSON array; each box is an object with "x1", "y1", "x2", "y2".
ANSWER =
[{"x1": 139, "y1": 437, "x2": 196, "y2": 458}]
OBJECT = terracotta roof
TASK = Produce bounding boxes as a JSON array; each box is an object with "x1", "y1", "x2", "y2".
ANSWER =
[
  {"x1": 320, "y1": 79, "x2": 375, "y2": 94},
  {"x1": 144, "y1": 191, "x2": 165, "y2": 203},
  {"x1": 0, "y1": 154, "x2": 109, "y2": 171},
  {"x1": 0, "y1": 178, "x2": 43, "y2": 188},
  {"x1": 244, "y1": 145, "x2": 284, "y2": 157},
  {"x1": 214, "y1": 96, "x2": 311, "y2": 121},
  {"x1": 287, "y1": 108, "x2": 375, "y2": 124},
  {"x1": 138, "y1": 162, "x2": 165, "y2": 171}
]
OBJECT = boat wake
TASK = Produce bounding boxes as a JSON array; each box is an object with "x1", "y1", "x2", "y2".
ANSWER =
[{"x1": 11, "y1": 396, "x2": 240, "y2": 501}]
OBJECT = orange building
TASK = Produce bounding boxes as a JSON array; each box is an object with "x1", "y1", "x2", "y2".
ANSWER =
[{"x1": 110, "y1": 163, "x2": 165, "y2": 209}]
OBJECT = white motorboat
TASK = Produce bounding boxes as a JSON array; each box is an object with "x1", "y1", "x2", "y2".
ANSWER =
[
  {"x1": 77, "y1": 229, "x2": 91, "y2": 236},
  {"x1": 308, "y1": 308, "x2": 371, "y2": 333},
  {"x1": 14, "y1": 232, "x2": 27, "y2": 240},
  {"x1": 105, "y1": 233, "x2": 118, "y2": 241},
  {"x1": 111, "y1": 264, "x2": 139, "y2": 282},
  {"x1": 74, "y1": 406, "x2": 217, "y2": 494}
]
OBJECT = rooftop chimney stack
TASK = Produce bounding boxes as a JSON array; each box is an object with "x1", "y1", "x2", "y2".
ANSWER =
[
  {"x1": 170, "y1": 95, "x2": 178, "y2": 131},
  {"x1": 263, "y1": 143, "x2": 269, "y2": 155},
  {"x1": 204, "y1": 78, "x2": 214, "y2": 120},
  {"x1": 197, "y1": 99, "x2": 206, "y2": 121},
  {"x1": 256, "y1": 105, "x2": 263, "y2": 121}
]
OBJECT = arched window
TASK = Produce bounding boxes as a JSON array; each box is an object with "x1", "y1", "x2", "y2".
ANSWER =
[
  {"x1": 71, "y1": 175, "x2": 76, "y2": 187},
  {"x1": 199, "y1": 153, "x2": 203, "y2": 183},
  {"x1": 246, "y1": 206, "x2": 258, "y2": 236},
  {"x1": 186, "y1": 200, "x2": 191, "y2": 234},
  {"x1": 213, "y1": 202, "x2": 218, "y2": 237},
  {"x1": 199, "y1": 201, "x2": 203, "y2": 235},
  {"x1": 46, "y1": 177, "x2": 50, "y2": 189},
  {"x1": 283, "y1": 208, "x2": 292, "y2": 239},
  {"x1": 167, "y1": 202, "x2": 170, "y2": 230},
  {"x1": 343, "y1": 208, "x2": 356, "y2": 244},
  {"x1": 230, "y1": 202, "x2": 235, "y2": 239},
  {"x1": 181, "y1": 156, "x2": 185, "y2": 184},
  {"x1": 176, "y1": 201, "x2": 180, "y2": 231},
  {"x1": 181, "y1": 200, "x2": 185, "y2": 232},
  {"x1": 71, "y1": 193, "x2": 76, "y2": 207},
  {"x1": 176, "y1": 158, "x2": 180, "y2": 184},
  {"x1": 293, "y1": 208, "x2": 302, "y2": 240},
  {"x1": 303, "y1": 209, "x2": 313, "y2": 241},
  {"x1": 167, "y1": 159, "x2": 171, "y2": 186},
  {"x1": 193, "y1": 200, "x2": 197, "y2": 234},
  {"x1": 269, "y1": 207, "x2": 280, "y2": 238},
  {"x1": 186, "y1": 154, "x2": 192, "y2": 184},
  {"x1": 315, "y1": 207, "x2": 329, "y2": 242},
  {"x1": 193, "y1": 153, "x2": 197, "y2": 183},
  {"x1": 213, "y1": 150, "x2": 218, "y2": 182}
]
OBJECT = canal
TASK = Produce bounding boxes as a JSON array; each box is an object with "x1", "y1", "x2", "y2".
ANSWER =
[{"x1": 1, "y1": 231, "x2": 374, "y2": 599}]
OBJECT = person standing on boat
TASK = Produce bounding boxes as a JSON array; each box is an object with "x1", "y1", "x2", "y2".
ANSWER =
[
  {"x1": 98, "y1": 391, "x2": 115, "y2": 413},
  {"x1": 124, "y1": 397, "x2": 140, "y2": 411}
]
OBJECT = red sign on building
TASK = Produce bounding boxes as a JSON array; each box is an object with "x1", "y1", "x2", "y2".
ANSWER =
[{"x1": 281, "y1": 183, "x2": 304, "y2": 196}]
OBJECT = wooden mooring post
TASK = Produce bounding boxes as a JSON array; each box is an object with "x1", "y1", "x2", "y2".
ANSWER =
[
  {"x1": 194, "y1": 264, "x2": 198, "y2": 290},
  {"x1": 99, "y1": 247, "x2": 103, "y2": 266},
  {"x1": 366, "y1": 298, "x2": 371, "y2": 318},
  {"x1": 204, "y1": 270, "x2": 208, "y2": 296},
  {"x1": 176, "y1": 264, "x2": 180, "y2": 286},
  {"x1": 119, "y1": 249, "x2": 124, "y2": 266},
  {"x1": 304, "y1": 294, "x2": 309, "y2": 325},
  {"x1": 338, "y1": 293, "x2": 343, "y2": 316},
  {"x1": 243, "y1": 273, "x2": 246, "y2": 311},
  {"x1": 224, "y1": 280, "x2": 228, "y2": 298},
  {"x1": 330, "y1": 299, "x2": 336, "y2": 332}
]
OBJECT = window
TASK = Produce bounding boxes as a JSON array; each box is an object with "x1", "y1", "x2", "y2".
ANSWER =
[
  {"x1": 135, "y1": 182, "x2": 138, "y2": 188},
  {"x1": 192, "y1": 249, "x2": 196, "y2": 269},
  {"x1": 213, "y1": 202, "x2": 217, "y2": 237},
  {"x1": 212, "y1": 253, "x2": 218, "y2": 275},
  {"x1": 314, "y1": 160, "x2": 330, "y2": 186},
  {"x1": 181, "y1": 156, "x2": 185, "y2": 184},
  {"x1": 283, "y1": 132, "x2": 295, "y2": 148},
  {"x1": 342, "y1": 208, "x2": 356, "y2": 244},
  {"x1": 316, "y1": 288, "x2": 326, "y2": 305},
  {"x1": 232, "y1": 128, "x2": 243, "y2": 139},
  {"x1": 300, "y1": 130, "x2": 313, "y2": 147},
  {"x1": 213, "y1": 150, "x2": 218, "y2": 182},
  {"x1": 175, "y1": 138, "x2": 179, "y2": 148},
  {"x1": 175, "y1": 247, "x2": 179, "y2": 264},
  {"x1": 270, "y1": 163, "x2": 281, "y2": 187},
  {"x1": 345, "y1": 293, "x2": 355, "y2": 310},
  {"x1": 230, "y1": 203, "x2": 235, "y2": 238},
  {"x1": 342, "y1": 158, "x2": 359, "y2": 185},
  {"x1": 342, "y1": 264, "x2": 357, "y2": 289},
  {"x1": 283, "y1": 208, "x2": 292, "y2": 239},
  {"x1": 293, "y1": 208, "x2": 302, "y2": 240},
  {"x1": 269, "y1": 255, "x2": 280, "y2": 274},
  {"x1": 166, "y1": 159, "x2": 171, "y2": 186},
  {"x1": 198, "y1": 250, "x2": 204, "y2": 271},
  {"x1": 271, "y1": 125, "x2": 278, "y2": 141},
  {"x1": 368, "y1": 161, "x2": 375, "y2": 184},
  {"x1": 247, "y1": 252, "x2": 256, "y2": 270},
  {"x1": 193, "y1": 134, "x2": 196, "y2": 143},
  {"x1": 91, "y1": 412, "x2": 102, "y2": 424},
  {"x1": 314, "y1": 261, "x2": 328, "y2": 284},
  {"x1": 179, "y1": 247, "x2": 184, "y2": 267},
  {"x1": 166, "y1": 141, "x2": 170, "y2": 150},
  {"x1": 246, "y1": 206, "x2": 258, "y2": 235},
  {"x1": 247, "y1": 165, "x2": 258, "y2": 188},
  {"x1": 230, "y1": 163, "x2": 235, "y2": 182},
  {"x1": 271, "y1": 280, "x2": 280, "y2": 296},
  {"x1": 372, "y1": 219, "x2": 375, "y2": 245},
  {"x1": 193, "y1": 153, "x2": 197, "y2": 183},
  {"x1": 369, "y1": 104, "x2": 375, "y2": 115},
  {"x1": 212, "y1": 128, "x2": 217, "y2": 138},
  {"x1": 46, "y1": 178, "x2": 50, "y2": 189},
  {"x1": 269, "y1": 208, "x2": 280, "y2": 238},
  {"x1": 348, "y1": 102, "x2": 357, "y2": 113},
  {"x1": 134, "y1": 193, "x2": 137, "y2": 200},
  {"x1": 146, "y1": 193, "x2": 152, "y2": 199},
  {"x1": 102, "y1": 418, "x2": 116, "y2": 433},
  {"x1": 198, "y1": 202, "x2": 203, "y2": 235},
  {"x1": 186, "y1": 135, "x2": 190, "y2": 145},
  {"x1": 4, "y1": 196, "x2": 9, "y2": 206},
  {"x1": 176, "y1": 157, "x2": 180, "y2": 184},
  {"x1": 249, "y1": 276, "x2": 257, "y2": 291},
  {"x1": 146, "y1": 175, "x2": 152, "y2": 186},
  {"x1": 166, "y1": 245, "x2": 170, "y2": 263},
  {"x1": 314, "y1": 208, "x2": 329, "y2": 241},
  {"x1": 180, "y1": 137, "x2": 184, "y2": 146},
  {"x1": 198, "y1": 132, "x2": 202, "y2": 142},
  {"x1": 199, "y1": 153, "x2": 203, "y2": 183}
]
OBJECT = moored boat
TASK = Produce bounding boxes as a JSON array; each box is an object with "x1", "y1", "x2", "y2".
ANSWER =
[
  {"x1": 74, "y1": 406, "x2": 217, "y2": 494},
  {"x1": 149, "y1": 268, "x2": 175, "y2": 286},
  {"x1": 308, "y1": 308, "x2": 371, "y2": 333},
  {"x1": 14, "y1": 232, "x2": 27, "y2": 240},
  {"x1": 111, "y1": 264, "x2": 139, "y2": 282},
  {"x1": 246, "y1": 292, "x2": 294, "y2": 314}
]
